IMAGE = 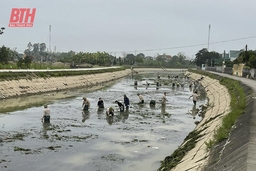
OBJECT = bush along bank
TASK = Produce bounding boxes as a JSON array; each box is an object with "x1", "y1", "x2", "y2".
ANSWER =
[{"x1": 158, "y1": 70, "x2": 248, "y2": 171}]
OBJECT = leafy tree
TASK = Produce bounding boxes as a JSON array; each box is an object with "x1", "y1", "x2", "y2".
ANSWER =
[
  {"x1": 177, "y1": 52, "x2": 186, "y2": 63},
  {"x1": 17, "y1": 56, "x2": 33, "y2": 69},
  {"x1": 24, "y1": 56, "x2": 32, "y2": 68},
  {"x1": 194, "y1": 48, "x2": 221, "y2": 67},
  {"x1": 194, "y1": 48, "x2": 207, "y2": 66},
  {"x1": 70, "y1": 51, "x2": 112, "y2": 66},
  {"x1": 249, "y1": 55, "x2": 256, "y2": 68},
  {"x1": 24, "y1": 49, "x2": 31, "y2": 56},
  {"x1": 156, "y1": 54, "x2": 167, "y2": 66},
  {"x1": 224, "y1": 60, "x2": 233, "y2": 67},
  {"x1": 234, "y1": 50, "x2": 256, "y2": 68},
  {"x1": 8, "y1": 48, "x2": 19, "y2": 61},
  {"x1": 57, "y1": 50, "x2": 76, "y2": 63},
  {"x1": 17, "y1": 58, "x2": 24, "y2": 68},
  {"x1": 113, "y1": 57, "x2": 117, "y2": 65},
  {"x1": 27, "y1": 42, "x2": 33, "y2": 51},
  {"x1": 126, "y1": 54, "x2": 135, "y2": 65},
  {"x1": 172, "y1": 55, "x2": 179, "y2": 63},
  {"x1": 39, "y1": 43, "x2": 46, "y2": 52},
  {"x1": 0, "y1": 45, "x2": 10, "y2": 64},
  {"x1": 135, "y1": 53, "x2": 145, "y2": 64},
  {"x1": 24, "y1": 42, "x2": 33, "y2": 56},
  {"x1": 33, "y1": 43, "x2": 39, "y2": 55}
]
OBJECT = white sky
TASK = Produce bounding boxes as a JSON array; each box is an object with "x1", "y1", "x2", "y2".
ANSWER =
[{"x1": 1, "y1": 0, "x2": 256, "y2": 59}]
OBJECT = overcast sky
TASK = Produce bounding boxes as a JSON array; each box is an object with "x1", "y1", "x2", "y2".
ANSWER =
[{"x1": 1, "y1": 0, "x2": 256, "y2": 58}]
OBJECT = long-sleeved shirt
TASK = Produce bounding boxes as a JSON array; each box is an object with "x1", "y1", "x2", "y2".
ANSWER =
[{"x1": 124, "y1": 97, "x2": 130, "y2": 106}]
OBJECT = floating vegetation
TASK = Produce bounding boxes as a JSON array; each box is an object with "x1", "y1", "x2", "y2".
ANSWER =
[
  {"x1": 131, "y1": 138, "x2": 149, "y2": 143},
  {"x1": 101, "y1": 154, "x2": 124, "y2": 162},
  {"x1": 158, "y1": 129, "x2": 204, "y2": 171},
  {"x1": 5, "y1": 132, "x2": 30, "y2": 142},
  {"x1": 14, "y1": 146, "x2": 31, "y2": 152},
  {"x1": 47, "y1": 146, "x2": 61, "y2": 150}
]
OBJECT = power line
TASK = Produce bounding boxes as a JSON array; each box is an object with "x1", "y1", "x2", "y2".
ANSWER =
[{"x1": 112, "y1": 35, "x2": 256, "y2": 54}]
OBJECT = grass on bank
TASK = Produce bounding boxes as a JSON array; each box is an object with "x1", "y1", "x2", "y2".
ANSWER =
[
  {"x1": 158, "y1": 69, "x2": 247, "y2": 171},
  {"x1": 193, "y1": 70, "x2": 246, "y2": 147}
]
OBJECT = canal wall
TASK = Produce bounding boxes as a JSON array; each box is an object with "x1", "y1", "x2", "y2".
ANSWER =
[
  {"x1": 172, "y1": 72, "x2": 231, "y2": 171},
  {"x1": 0, "y1": 69, "x2": 131, "y2": 99}
]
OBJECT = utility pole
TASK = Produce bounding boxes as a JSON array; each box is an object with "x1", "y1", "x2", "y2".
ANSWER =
[
  {"x1": 49, "y1": 25, "x2": 51, "y2": 52},
  {"x1": 245, "y1": 44, "x2": 248, "y2": 64},
  {"x1": 222, "y1": 50, "x2": 226, "y2": 73},
  {"x1": 207, "y1": 24, "x2": 211, "y2": 51}
]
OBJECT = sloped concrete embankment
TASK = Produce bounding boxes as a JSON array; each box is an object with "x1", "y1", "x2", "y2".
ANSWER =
[
  {"x1": 0, "y1": 69, "x2": 131, "y2": 99},
  {"x1": 172, "y1": 72, "x2": 231, "y2": 171}
]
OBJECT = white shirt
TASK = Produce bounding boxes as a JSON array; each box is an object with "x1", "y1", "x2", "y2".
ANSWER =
[
  {"x1": 43, "y1": 108, "x2": 50, "y2": 116},
  {"x1": 192, "y1": 93, "x2": 199, "y2": 101}
]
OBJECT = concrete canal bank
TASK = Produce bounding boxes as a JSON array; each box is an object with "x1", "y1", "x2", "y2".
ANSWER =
[
  {"x1": 1, "y1": 67, "x2": 255, "y2": 170},
  {"x1": 168, "y1": 71, "x2": 256, "y2": 171},
  {"x1": 0, "y1": 69, "x2": 131, "y2": 99},
  {"x1": 167, "y1": 72, "x2": 231, "y2": 171}
]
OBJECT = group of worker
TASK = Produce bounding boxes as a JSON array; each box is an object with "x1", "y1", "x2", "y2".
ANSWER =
[
  {"x1": 80, "y1": 92, "x2": 168, "y2": 117},
  {"x1": 82, "y1": 95, "x2": 130, "y2": 117},
  {"x1": 41, "y1": 75, "x2": 201, "y2": 123}
]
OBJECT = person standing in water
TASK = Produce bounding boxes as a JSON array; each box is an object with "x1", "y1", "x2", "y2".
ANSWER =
[
  {"x1": 41, "y1": 105, "x2": 50, "y2": 123},
  {"x1": 189, "y1": 91, "x2": 199, "y2": 106},
  {"x1": 137, "y1": 93, "x2": 144, "y2": 104},
  {"x1": 124, "y1": 94, "x2": 130, "y2": 110},
  {"x1": 115, "y1": 100, "x2": 124, "y2": 112},
  {"x1": 106, "y1": 107, "x2": 114, "y2": 116},
  {"x1": 162, "y1": 92, "x2": 167, "y2": 106},
  {"x1": 82, "y1": 97, "x2": 90, "y2": 110},
  {"x1": 97, "y1": 98, "x2": 104, "y2": 108}
]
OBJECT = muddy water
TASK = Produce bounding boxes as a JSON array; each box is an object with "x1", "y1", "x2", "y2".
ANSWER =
[{"x1": 0, "y1": 73, "x2": 206, "y2": 171}]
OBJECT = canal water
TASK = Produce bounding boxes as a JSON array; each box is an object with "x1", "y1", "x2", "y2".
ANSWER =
[{"x1": 0, "y1": 72, "x2": 206, "y2": 171}]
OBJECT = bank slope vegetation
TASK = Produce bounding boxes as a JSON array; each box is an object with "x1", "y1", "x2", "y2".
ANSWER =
[{"x1": 158, "y1": 70, "x2": 248, "y2": 171}]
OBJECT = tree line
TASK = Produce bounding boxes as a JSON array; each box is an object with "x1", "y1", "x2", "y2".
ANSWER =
[
  {"x1": 1, "y1": 42, "x2": 256, "y2": 69},
  {"x1": 193, "y1": 48, "x2": 256, "y2": 68}
]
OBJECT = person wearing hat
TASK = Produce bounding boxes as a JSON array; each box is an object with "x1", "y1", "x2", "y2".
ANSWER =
[
  {"x1": 41, "y1": 105, "x2": 50, "y2": 123},
  {"x1": 124, "y1": 94, "x2": 130, "y2": 110},
  {"x1": 137, "y1": 93, "x2": 144, "y2": 104},
  {"x1": 82, "y1": 97, "x2": 90, "y2": 110}
]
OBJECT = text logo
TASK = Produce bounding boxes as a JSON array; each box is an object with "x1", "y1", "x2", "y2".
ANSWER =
[{"x1": 9, "y1": 8, "x2": 36, "y2": 27}]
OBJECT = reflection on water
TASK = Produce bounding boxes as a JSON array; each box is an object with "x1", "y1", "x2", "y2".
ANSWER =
[
  {"x1": 106, "y1": 109, "x2": 130, "y2": 125},
  {"x1": 82, "y1": 111, "x2": 90, "y2": 122},
  {"x1": 190, "y1": 106, "x2": 199, "y2": 119},
  {"x1": 0, "y1": 71, "x2": 207, "y2": 171},
  {"x1": 41, "y1": 122, "x2": 51, "y2": 139},
  {"x1": 161, "y1": 105, "x2": 167, "y2": 115}
]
